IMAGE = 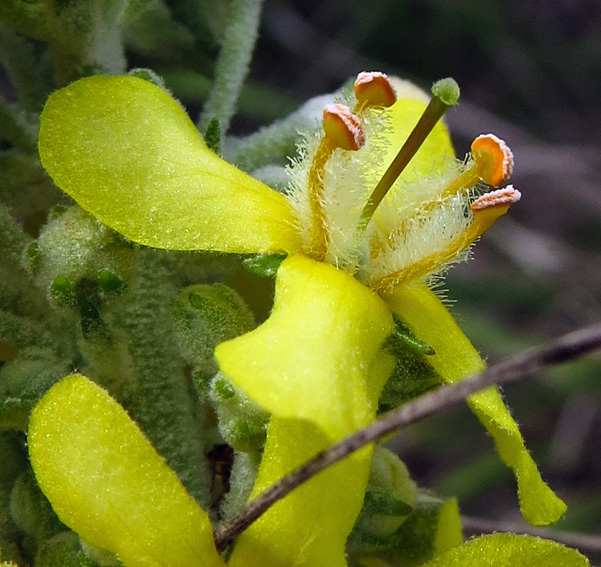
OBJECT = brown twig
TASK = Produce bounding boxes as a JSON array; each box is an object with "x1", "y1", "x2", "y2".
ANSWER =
[{"x1": 214, "y1": 322, "x2": 601, "y2": 551}]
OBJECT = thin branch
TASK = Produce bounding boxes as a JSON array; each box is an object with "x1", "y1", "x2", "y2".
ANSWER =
[
  {"x1": 214, "y1": 322, "x2": 601, "y2": 551},
  {"x1": 461, "y1": 515, "x2": 601, "y2": 555}
]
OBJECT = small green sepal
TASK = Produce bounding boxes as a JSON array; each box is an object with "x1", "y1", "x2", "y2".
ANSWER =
[
  {"x1": 388, "y1": 315, "x2": 435, "y2": 356},
  {"x1": 128, "y1": 68, "x2": 167, "y2": 90},
  {"x1": 204, "y1": 118, "x2": 221, "y2": 154},
  {"x1": 50, "y1": 275, "x2": 74, "y2": 306},
  {"x1": 97, "y1": 269, "x2": 127, "y2": 296},
  {"x1": 212, "y1": 376, "x2": 236, "y2": 401},
  {"x1": 242, "y1": 253, "x2": 287, "y2": 278}
]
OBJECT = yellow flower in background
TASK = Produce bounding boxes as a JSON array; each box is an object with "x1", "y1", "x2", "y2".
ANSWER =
[{"x1": 29, "y1": 71, "x2": 566, "y2": 567}]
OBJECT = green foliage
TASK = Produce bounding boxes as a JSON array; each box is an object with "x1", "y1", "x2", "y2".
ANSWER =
[
  {"x1": 349, "y1": 490, "x2": 463, "y2": 566},
  {"x1": 379, "y1": 318, "x2": 443, "y2": 412},
  {"x1": 204, "y1": 118, "x2": 222, "y2": 154},
  {"x1": 173, "y1": 283, "x2": 255, "y2": 387},
  {"x1": 241, "y1": 253, "x2": 287, "y2": 278}
]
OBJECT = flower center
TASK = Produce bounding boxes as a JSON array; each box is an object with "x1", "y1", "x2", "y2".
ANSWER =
[{"x1": 298, "y1": 71, "x2": 520, "y2": 290}]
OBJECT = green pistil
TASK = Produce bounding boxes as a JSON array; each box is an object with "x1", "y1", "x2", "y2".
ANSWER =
[{"x1": 359, "y1": 78, "x2": 460, "y2": 229}]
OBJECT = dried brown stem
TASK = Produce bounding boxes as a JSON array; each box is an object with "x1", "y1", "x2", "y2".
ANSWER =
[{"x1": 214, "y1": 322, "x2": 601, "y2": 551}]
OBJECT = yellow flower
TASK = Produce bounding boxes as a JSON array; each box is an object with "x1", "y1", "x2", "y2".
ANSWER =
[
  {"x1": 31, "y1": 72, "x2": 565, "y2": 567},
  {"x1": 28, "y1": 374, "x2": 226, "y2": 567}
]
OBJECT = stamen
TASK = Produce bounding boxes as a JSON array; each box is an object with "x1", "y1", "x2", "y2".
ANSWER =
[
  {"x1": 471, "y1": 185, "x2": 521, "y2": 214},
  {"x1": 354, "y1": 72, "x2": 397, "y2": 108},
  {"x1": 322, "y1": 104, "x2": 365, "y2": 151},
  {"x1": 431, "y1": 134, "x2": 514, "y2": 205},
  {"x1": 370, "y1": 186, "x2": 521, "y2": 292},
  {"x1": 307, "y1": 105, "x2": 365, "y2": 260},
  {"x1": 471, "y1": 134, "x2": 514, "y2": 187},
  {"x1": 359, "y1": 78, "x2": 460, "y2": 229}
]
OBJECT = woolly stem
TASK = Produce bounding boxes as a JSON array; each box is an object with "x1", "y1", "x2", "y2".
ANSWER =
[
  {"x1": 197, "y1": 0, "x2": 264, "y2": 138},
  {"x1": 0, "y1": 22, "x2": 49, "y2": 112},
  {"x1": 0, "y1": 203, "x2": 32, "y2": 267},
  {"x1": 224, "y1": 93, "x2": 332, "y2": 172}
]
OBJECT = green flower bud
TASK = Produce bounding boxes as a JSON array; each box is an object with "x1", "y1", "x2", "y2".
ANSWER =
[
  {"x1": 350, "y1": 490, "x2": 462, "y2": 565},
  {"x1": 36, "y1": 207, "x2": 134, "y2": 307},
  {"x1": 209, "y1": 373, "x2": 268, "y2": 453},
  {"x1": 173, "y1": 283, "x2": 254, "y2": 388},
  {"x1": 358, "y1": 491, "x2": 463, "y2": 565},
  {"x1": 97, "y1": 269, "x2": 127, "y2": 298},
  {"x1": 349, "y1": 447, "x2": 417, "y2": 550},
  {"x1": 212, "y1": 376, "x2": 236, "y2": 401}
]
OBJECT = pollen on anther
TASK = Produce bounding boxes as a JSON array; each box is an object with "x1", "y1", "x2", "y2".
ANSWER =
[
  {"x1": 471, "y1": 134, "x2": 514, "y2": 187},
  {"x1": 354, "y1": 71, "x2": 397, "y2": 108},
  {"x1": 471, "y1": 185, "x2": 521, "y2": 212},
  {"x1": 322, "y1": 103, "x2": 365, "y2": 151}
]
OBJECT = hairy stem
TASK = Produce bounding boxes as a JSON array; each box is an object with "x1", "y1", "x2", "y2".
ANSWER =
[{"x1": 197, "y1": 0, "x2": 264, "y2": 138}]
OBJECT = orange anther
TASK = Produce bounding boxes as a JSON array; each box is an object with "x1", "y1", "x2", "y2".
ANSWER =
[
  {"x1": 322, "y1": 103, "x2": 365, "y2": 151},
  {"x1": 354, "y1": 71, "x2": 397, "y2": 108},
  {"x1": 471, "y1": 185, "x2": 521, "y2": 214},
  {"x1": 471, "y1": 134, "x2": 514, "y2": 187}
]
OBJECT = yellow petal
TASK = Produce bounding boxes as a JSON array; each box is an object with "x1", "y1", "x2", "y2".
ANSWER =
[
  {"x1": 228, "y1": 417, "x2": 374, "y2": 567},
  {"x1": 28, "y1": 374, "x2": 225, "y2": 567},
  {"x1": 215, "y1": 254, "x2": 395, "y2": 440},
  {"x1": 384, "y1": 284, "x2": 567, "y2": 526},
  {"x1": 38, "y1": 75, "x2": 301, "y2": 254},
  {"x1": 218, "y1": 256, "x2": 394, "y2": 567},
  {"x1": 421, "y1": 533, "x2": 589, "y2": 567}
]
